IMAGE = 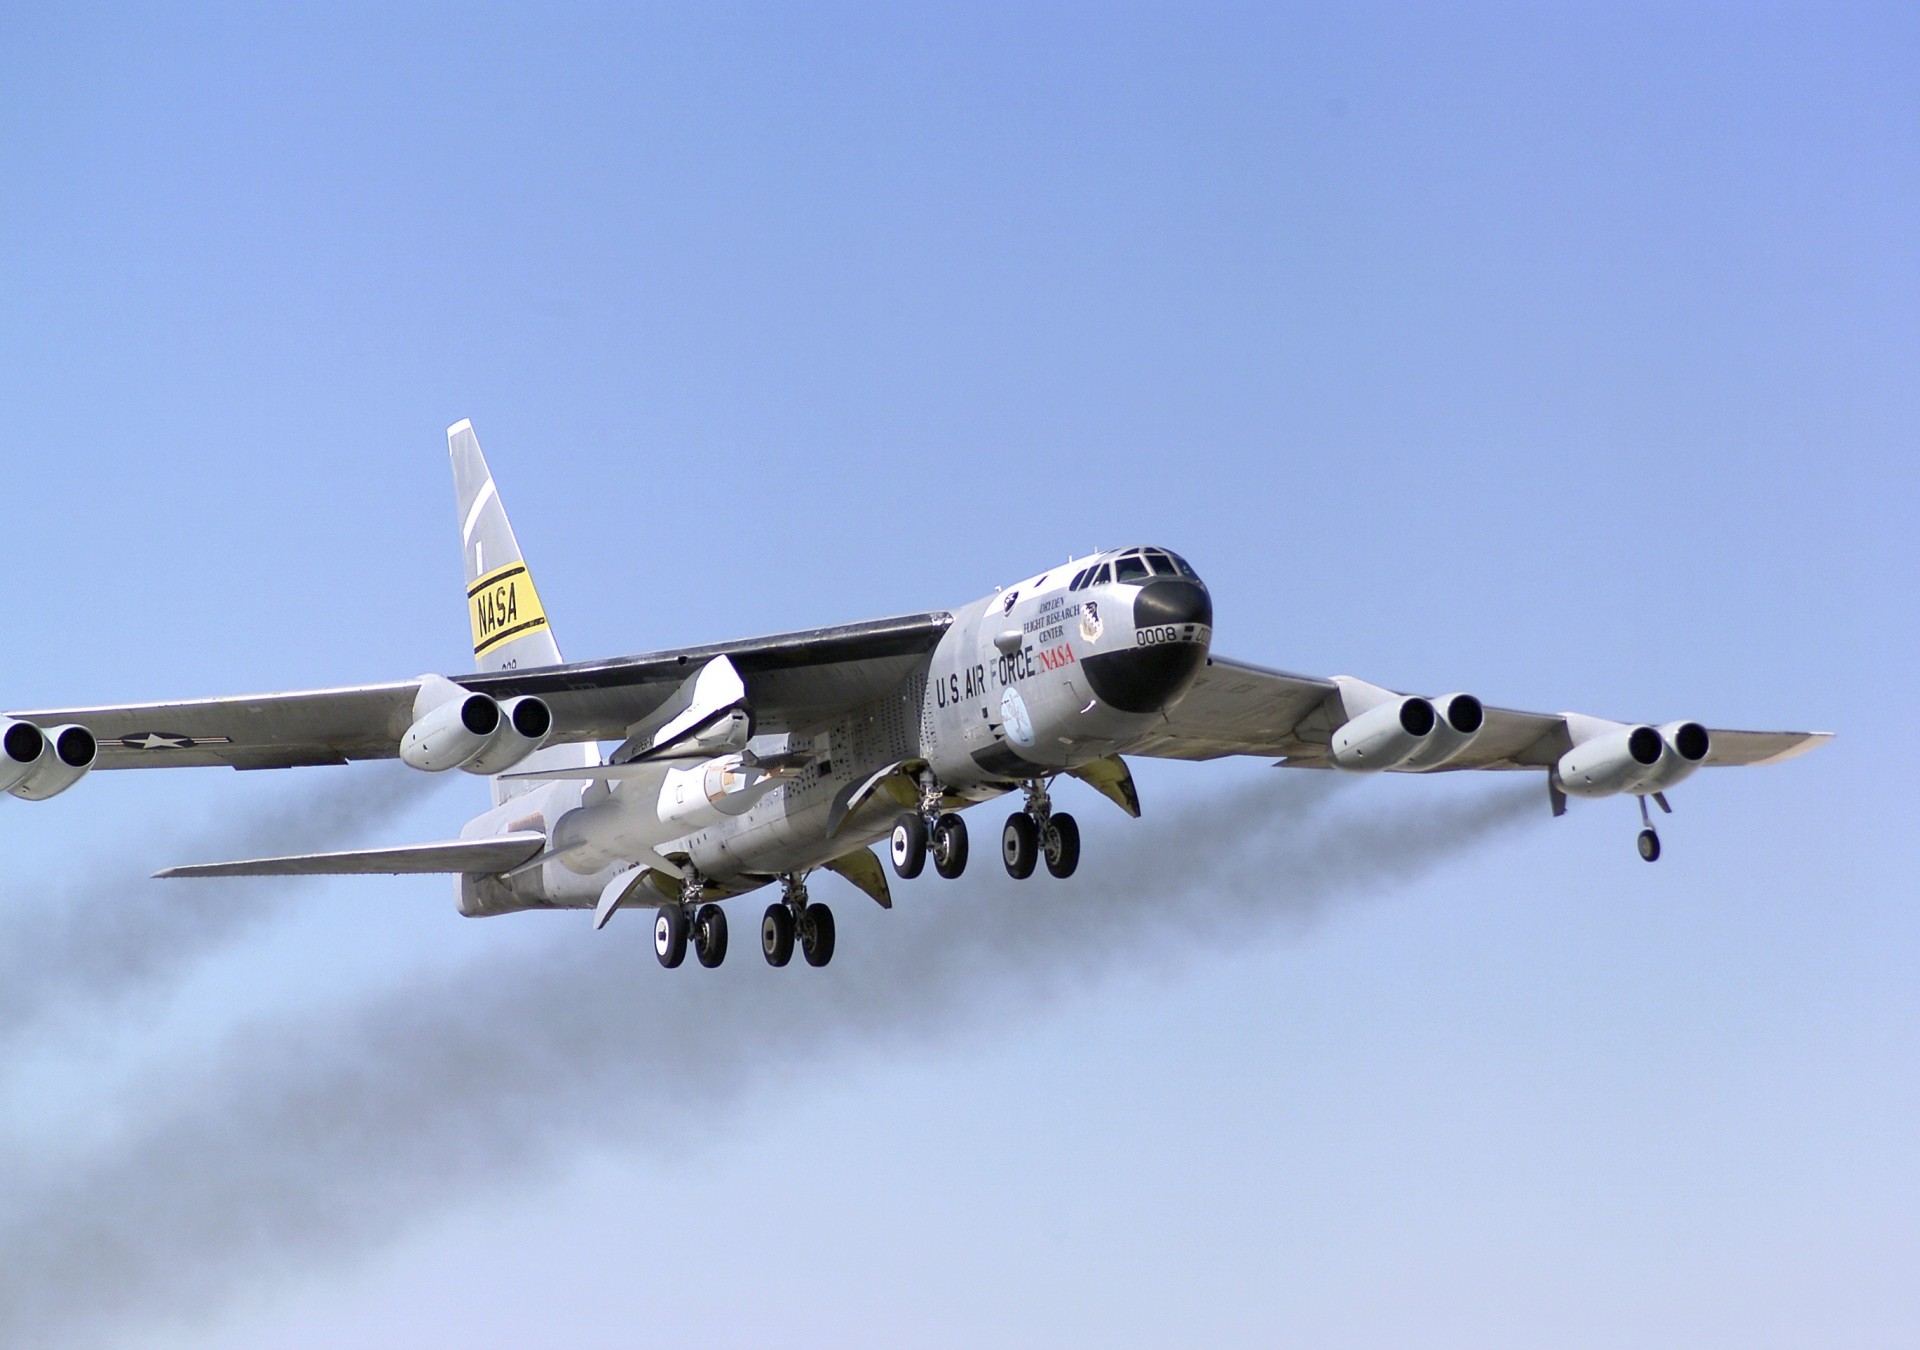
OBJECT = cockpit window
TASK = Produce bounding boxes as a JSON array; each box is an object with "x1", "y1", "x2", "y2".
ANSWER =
[
  {"x1": 1068, "y1": 568, "x2": 1090, "y2": 591},
  {"x1": 1114, "y1": 554, "x2": 1150, "y2": 583},
  {"x1": 1144, "y1": 550, "x2": 1179, "y2": 577},
  {"x1": 1094, "y1": 562, "x2": 1112, "y2": 585}
]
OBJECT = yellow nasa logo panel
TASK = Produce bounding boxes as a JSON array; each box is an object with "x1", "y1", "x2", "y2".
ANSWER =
[{"x1": 467, "y1": 562, "x2": 549, "y2": 656}]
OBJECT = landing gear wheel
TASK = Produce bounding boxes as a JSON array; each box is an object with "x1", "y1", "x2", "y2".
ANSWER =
[
  {"x1": 799, "y1": 902, "x2": 836, "y2": 967},
  {"x1": 693, "y1": 904, "x2": 728, "y2": 968},
  {"x1": 932, "y1": 813, "x2": 969, "y2": 879},
  {"x1": 1043, "y1": 812, "x2": 1080, "y2": 879},
  {"x1": 761, "y1": 903, "x2": 795, "y2": 966},
  {"x1": 890, "y1": 811, "x2": 928, "y2": 879},
  {"x1": 1002, "y1": 812, "x2": 1039, "y2": 879},
  {"x1": 1637, "y1": 828, "x2": 1661, "y2": 863},
  {"x1": 653, "y1": 905, "x2": 689, "y2": 968}
]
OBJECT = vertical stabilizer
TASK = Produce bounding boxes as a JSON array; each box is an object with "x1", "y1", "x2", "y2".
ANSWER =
[{"x1": 448, "y1": 420, "x2": 597, "y2": 800}]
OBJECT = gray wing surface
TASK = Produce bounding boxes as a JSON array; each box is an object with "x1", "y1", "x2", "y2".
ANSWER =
[
  {"x1": 1132, "y1": 655, "x2": 1829, "y2": 770},
  {"x1": 9, "y1": 612, "x2": 953, "y2": 772},
  {"x1": 156, "y1": 833, "x2": 548, "y2": 878}
]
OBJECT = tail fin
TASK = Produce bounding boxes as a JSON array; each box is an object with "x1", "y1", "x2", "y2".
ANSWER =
[
  {"x1": 450, "y1": 419, "x2": 563, "y2": 673},
  {"x1": 448, "y1": 420, "x2": 597, "y2": 800}
]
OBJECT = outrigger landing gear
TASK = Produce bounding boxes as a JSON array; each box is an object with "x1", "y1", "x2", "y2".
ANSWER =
[
  {"x1": 1635, "y1": 794, "x2": 1663, "y2": 863},
  {"x1": 1003, "y1": 779, "x2": 1079, "y2": 881},
  {"x1": 763, "y1": 873, "x2": 834, "y2": 968}
]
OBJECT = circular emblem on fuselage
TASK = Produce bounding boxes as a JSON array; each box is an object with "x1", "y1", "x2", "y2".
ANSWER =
[
  {"x1": 1000, "y1": 686, "x2": 1036, "y2": 747},
  {"x1": 1079, "y1": 599, "x2": 1104, "y2": 643}
]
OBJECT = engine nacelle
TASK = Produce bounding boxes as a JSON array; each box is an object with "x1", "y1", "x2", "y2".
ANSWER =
[
  {"x1": 460, "y1": 696, "x2": 554, "y2": 775},
  {"x1": 1330, "y1": 695, "x2": 1436, "y2": 771},
  {"x1": 1636, "y1": 720, "x2": 1710, "y2": 795},
  {"x1": 8, "y1": 724, "x2": 98, "y2": 800},
  {"x1": 0, "y1": 719, "x2": 48, "y2": 795},
  {"x1": 1556, "y1": 720, "x2": 1708, "y2": 799},
  {"x1": 400, "y1": 689, "x2": 502, "y2": 772},
  {"x1": 1401, "y1": 693, "x2": 1486, "y2": 770}
]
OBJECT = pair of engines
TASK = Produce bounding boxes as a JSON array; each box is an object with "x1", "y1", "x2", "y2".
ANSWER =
[
  {"x1": 1554, "y1": 720, "x2": 1711, "y2": 799},
  {"x1": 398, "y1": 681, "x2": 554, "y2": 774},
  {"x1": 0, "y1": 719, "x2": 99, "y2": 800},
  {"x1": 1330, "y1": 691, "x2": 1488, "y2": 772}
]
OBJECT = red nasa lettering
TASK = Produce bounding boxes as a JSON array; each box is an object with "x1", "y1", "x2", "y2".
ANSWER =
[{"x1": 1038, "y1": 643, "x2": 1076, "y2": 672}]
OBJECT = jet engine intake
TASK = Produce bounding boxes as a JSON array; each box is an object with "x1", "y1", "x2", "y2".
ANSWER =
[
  {"x1": 1635, "y1": 720, "x2": 1711, "y2": 795},
  {"x1": 1401, "y1": 692, "x2": 1486, "y2": 770},
  {"x1": 1330, "y1": 696, "x2": 1436, "y2": 771},
  {"x1": 1555, "y1": 720, "x2": 1708, "y2": 799},
  {"x1": 0, "y1": 719, "x2": 48, "y2": 795},
  {"x1": 400, "y1": 690, "x2": 502, "y2": 772},
  {"x1": 9, "y1": 723, "x2": 98, "y2": 800},
  {"x1": 461, "y1": 695, "x2": 554, "y2": 775}
]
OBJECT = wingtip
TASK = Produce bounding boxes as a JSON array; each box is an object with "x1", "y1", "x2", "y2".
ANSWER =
[{"x1": 447, "y1": 417, "x2": 473, "y2": 439}]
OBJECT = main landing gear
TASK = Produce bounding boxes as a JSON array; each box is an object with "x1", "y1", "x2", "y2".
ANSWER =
[
  {"x1": 761, "y1": 873, "x2": 834, "y2": 969},
  {"x1": 1002, "y1": 779, "x2": 1078, "y2": 881},
  {"x1": 891, "y1": 777, "x2": 1080, "y2": 883},
  {"x1": 890, "y1": 775, "x2": 970, "y2": 881},
  {"x1": 653, "y1": 873, "x2": 732, "y2": 969}
]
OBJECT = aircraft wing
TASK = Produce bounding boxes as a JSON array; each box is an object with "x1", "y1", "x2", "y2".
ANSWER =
[
  {"x1": 7, "y1": 612, "x2": 953, "y2": 772},
  {"x1": 156, "y1": 833, "x2": 548, "y2": 878},
  {"x1": 1128, "y1": 655, "x2": 1830, "y2": 770}
]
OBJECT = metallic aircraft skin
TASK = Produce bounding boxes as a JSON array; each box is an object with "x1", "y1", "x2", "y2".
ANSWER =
[{"x1": 3, "y1": 420, "x2": 1830, "y2": 966}]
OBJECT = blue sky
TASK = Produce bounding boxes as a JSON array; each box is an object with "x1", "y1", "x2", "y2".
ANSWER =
[{"x1": 1, "y1": 4, "x2": 1915, "y2": 1346}]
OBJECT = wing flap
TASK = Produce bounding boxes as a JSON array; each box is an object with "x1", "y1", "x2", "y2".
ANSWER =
[{"x1": 155, "y1": 832, "x2": 548, "y2": 879}]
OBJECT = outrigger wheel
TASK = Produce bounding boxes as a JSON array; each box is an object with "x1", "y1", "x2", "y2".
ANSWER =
[
  {"x1": 1635, "y1": 795, "x2": 1663, "y2": 863},
  {"x1": 890, "y1": 811, "x2": 928, "y2": 879},
  {"x1": 932, "y1": 813, "x2": 969, "y2": 879}
]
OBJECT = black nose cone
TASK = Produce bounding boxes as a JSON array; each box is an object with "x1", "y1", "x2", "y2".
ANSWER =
[
  {"x1": 1133, "y1": 578, "x2": 1213, "y2": 630},
  {"x1": 1081, "y1": 579, "x2": 1213, "y2": 715}
]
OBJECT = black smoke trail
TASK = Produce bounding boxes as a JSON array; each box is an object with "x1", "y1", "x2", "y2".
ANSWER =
[
  {"x1": 0, "y1": 778, "x2": 1538, "y2": 1346},
  {"x1": 0, "y1": 764, "x2": 441, "y2": 1046}
]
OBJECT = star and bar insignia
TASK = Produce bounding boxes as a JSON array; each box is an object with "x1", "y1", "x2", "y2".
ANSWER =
[{"x1": 100, "y1": 732, "x2": 234, "y2": 751}]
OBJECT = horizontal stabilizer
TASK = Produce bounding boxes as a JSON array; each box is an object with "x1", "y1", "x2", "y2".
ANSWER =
[{"x1": 155, "y1": 832, "x2": 548, "y2": 879}]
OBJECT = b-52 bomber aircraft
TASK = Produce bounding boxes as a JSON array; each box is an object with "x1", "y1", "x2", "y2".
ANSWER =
[{"x1": 3, "y1": 422, "x2": 1829, "y2": 971}]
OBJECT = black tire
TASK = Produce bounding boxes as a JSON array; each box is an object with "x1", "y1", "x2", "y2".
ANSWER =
[
  {"x1": 694, "y1": 903, "x2": 729, "y2": 968},
  {"x1": 1637, "y1": 828, "x2": 1661, "y2": 863},
  {"x1": 801, "y1": 902, "x2": 836, "y2": 967},
  {"x1": 761, "y1": 903, "x2": 794, "y2": 967},
  {"x1": 932, "y1": 813, "x2": 970, "y2": 879},
  {"x1": 1043, "y1": 812, "x2": 1081, "y2": 879},
  {"x1": 890, "y1": 811, "x2": 928, "y2": 879},
  {"x1": 653, "y1": 905, "x2": 688, "y2": 968},
  {"x1": 1002, "y1": 812, "x2": 1039, "y2": 879}
]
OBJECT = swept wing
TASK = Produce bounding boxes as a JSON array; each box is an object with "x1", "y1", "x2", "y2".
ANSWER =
[
  {"x1": 7, "y1": 613, "x2": 952, "y2": 772},
  {"x1": 1128, "y1": 655, "x2": 1829, "y2": 769}
]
